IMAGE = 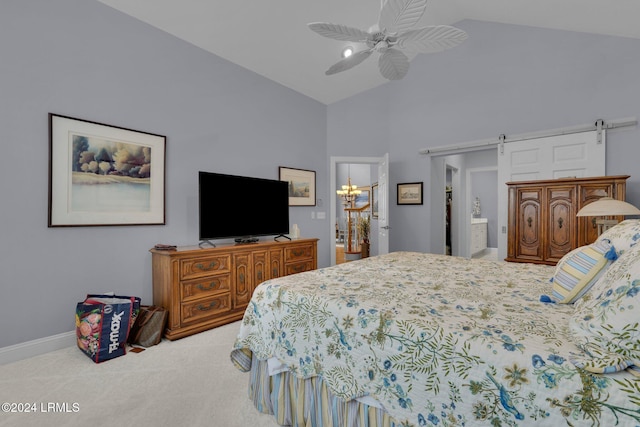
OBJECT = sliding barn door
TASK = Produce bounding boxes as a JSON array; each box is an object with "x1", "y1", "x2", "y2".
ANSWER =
[{"x1": 497, "y1": 130, "x2": 606, "y2": 261}]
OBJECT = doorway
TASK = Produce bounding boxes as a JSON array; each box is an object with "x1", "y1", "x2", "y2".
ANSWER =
[
  {"x1": 445, "y1": 167, "x2": 453, "y2": 255},
  {"x1": 466, "y1": 167, "x2": 498, "y2": 260},
  {"x1": 445, "y1": 163, "x2": 460, "y2": 256},
  {"x1": 330, "y1": 155, "x2": 389, "y2": 266},
  {"x1": 431, "y1": 153, "x2": 489, "y2": 258},
  {"x1": 335, "y1": 163, "x2": 370, "y2": 264}
]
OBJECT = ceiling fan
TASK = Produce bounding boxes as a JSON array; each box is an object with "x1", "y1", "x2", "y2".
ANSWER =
[{"x1": 308, "y1": 0, "x2": 468, "y2": 80}]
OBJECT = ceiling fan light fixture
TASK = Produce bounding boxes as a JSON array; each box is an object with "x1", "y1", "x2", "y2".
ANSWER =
[{"x1": 308, "y1": 0, "x2": 467, "y2": 80}]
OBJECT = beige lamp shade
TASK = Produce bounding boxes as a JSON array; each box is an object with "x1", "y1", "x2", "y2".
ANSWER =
[{"x1": 576, "y1": 197, "x2": 640, "y2": 217}]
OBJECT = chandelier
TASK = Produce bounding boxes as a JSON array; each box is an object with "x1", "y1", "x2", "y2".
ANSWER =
[{"x1": 336, "y1": 177, "x2": 361, "y2": 206}]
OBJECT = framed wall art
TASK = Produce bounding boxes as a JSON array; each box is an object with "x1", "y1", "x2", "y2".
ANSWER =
[
  {"x1": 279, "y1": 166, "x2": 316, "y2": 206},
  {"x1": 48, "y1": 113, "x2": 166, "y2": 227},
  {"x1": 354, "y1": 186, "x2": 370, "y2": 209},
  {"x1": 371, "y1": 182, "x2": 379, "y2": 218},
  {"x1": 397, "y1": 182, "x2": 423, "y2": 205}
]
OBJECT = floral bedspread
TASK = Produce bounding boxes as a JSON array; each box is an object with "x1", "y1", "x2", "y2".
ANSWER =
[{"x1": 232, "y1": 252, "x2": 640, "y2": 426}]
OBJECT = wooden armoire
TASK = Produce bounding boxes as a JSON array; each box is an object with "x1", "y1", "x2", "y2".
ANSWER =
[{"x1": 505, "y1": 175, "x2": 629, "y2": 265}]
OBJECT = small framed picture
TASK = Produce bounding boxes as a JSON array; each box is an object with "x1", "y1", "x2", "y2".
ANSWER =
[
  {"x1": 354, "y1": 186, "x2": 370, "y2": 209},
  {"x1": 371, "y1": 183, "x2": 379, "y2": 218},
  {"x1": 397, "y1": 182, "x2": 423, "y2": 205},
  {"x1": 48, "y1": 114, "x2": 166, "y2": 227},
  {"x1": 279, "y1": 166, "x2": 316, "y2": 206}
]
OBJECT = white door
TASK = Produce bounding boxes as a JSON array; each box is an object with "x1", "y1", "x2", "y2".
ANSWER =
[
  {"x1": 497, "y1": 130, "x2": 605, "y2": 260},
  {"x1": 377, "y1": 153, "x2": 390, "y2": 255}
]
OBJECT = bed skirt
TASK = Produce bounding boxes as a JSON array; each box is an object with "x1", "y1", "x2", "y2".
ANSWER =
[{"x1": 247, "y1": 353, "x2": 396, "y2": 427}]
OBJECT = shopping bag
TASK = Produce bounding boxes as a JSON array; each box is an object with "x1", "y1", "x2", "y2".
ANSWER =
[
  {"x1": 128, "y1": 305, "x2": 168, "y2": 348},
  {"x1": 75, "y1": 295, "x2": 137, "y2": 363},
  {"x1": 85, "y1": 294, "x2": 141, "y2": 325}
]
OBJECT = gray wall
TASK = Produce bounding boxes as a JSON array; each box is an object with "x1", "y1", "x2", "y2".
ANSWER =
[
  {"x1": 0, "y1": 0, "x2": 327, "y2": 348},
  {"x1": 327, "y1": 20, "x2": 640, "y2": 254}
]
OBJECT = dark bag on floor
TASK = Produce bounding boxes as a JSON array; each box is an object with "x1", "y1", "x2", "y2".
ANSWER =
[
  {"x1": 128, "y1": 305, "x2": 168, "y2": 347},
  {"x1": 76, "y1": 295, "x2": 139, "y2": 363}
]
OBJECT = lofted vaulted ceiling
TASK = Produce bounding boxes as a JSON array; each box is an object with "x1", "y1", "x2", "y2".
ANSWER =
[{"x1": 98, "y1": 0, "x2": 640, "y2": 104}]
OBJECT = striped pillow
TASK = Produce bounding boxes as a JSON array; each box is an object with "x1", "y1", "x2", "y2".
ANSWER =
[{"x1": 549, "y1": 240, "x2": 616, "y2": 303}]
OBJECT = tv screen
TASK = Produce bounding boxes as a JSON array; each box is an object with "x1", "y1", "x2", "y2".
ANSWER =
[{"x1": 199, "y1": 171, "x2": 290, "y2": 241}]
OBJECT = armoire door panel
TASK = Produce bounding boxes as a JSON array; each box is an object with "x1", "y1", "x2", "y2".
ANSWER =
[
  {"x1": 545, "y1": 185, "x2": 576, "y2": 261},
  {"x1": 516, "y1": 189, "x2": 542, "y2": 261},
  {"x1": 547, "y1": 186, "x2": 575, "y2": 262}
]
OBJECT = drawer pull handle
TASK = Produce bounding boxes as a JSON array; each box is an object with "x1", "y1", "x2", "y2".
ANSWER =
[
  {"x1": 527, "y1": 217, "x2": 533, "y2": 228},
  {"x1": 292, "y1": 249, "x2": 305, "y2": 257},
  {"x1": 195, "y1": 261, "x2": 218, "y2": 271},
  {"x1": 196, "y1": 301, "x2": 217, "y2": 311},
  {"x1": 292, "y1": 264, "x2": 305, "y2": 272},
  {"x1": 557, "y1": 217, "x2": 563, "y2": 229},
  {"x1": 197, "y1": 281, "x2": 219, "y2": 291},
  {"x1": 592, "y1": 217, "x2": 597, "y2": 229}
]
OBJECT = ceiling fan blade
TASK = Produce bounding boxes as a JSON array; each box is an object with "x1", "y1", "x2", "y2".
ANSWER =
[
  {"x1": 326, "y1": 49, "x2": 373, "y2": 75},
  {"x1": 308, "y1": 22, "x2": 370, "y2": 42},
  {"x1": 397, "y1": 25, "x2": 468, "y2": 54},
  {"x1": 378, "y1": 0, "x2": 428, "y2": 34},
  {"x1": 378, "y1": 48, "x2": 409, "y2": 80}
]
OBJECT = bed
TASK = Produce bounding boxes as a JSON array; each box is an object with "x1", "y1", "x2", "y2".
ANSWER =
[{"x1": 231, "y1": 220, "x2": 640, "y2": 427}]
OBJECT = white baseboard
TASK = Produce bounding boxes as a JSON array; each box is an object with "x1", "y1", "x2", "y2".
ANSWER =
[
  {"x1": 0, "y1": 331, "x2": 76, "y2": 365},
  {"x1": 471, "y1": 247, "x2": 498, "y2": 260}
]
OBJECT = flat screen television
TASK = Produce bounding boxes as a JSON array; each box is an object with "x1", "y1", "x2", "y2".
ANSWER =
[{"x1": 199, "y1": 171, "x2": 290, "y2": 243}]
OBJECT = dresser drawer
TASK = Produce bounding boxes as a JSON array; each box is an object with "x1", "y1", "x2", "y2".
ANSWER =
[
  {"x1": 285, "y1": 260, "x2": 314, "y2": 276},
  {"x1": 180, "y1": 255, "x2": 230, "y2": 280},
  {"x1": 181, "y1": 275, "x2": 231, "y2": 302},
  {"x1": 284, "y1": 244, "x2": 314, "y2": 263},
  {"x1": 181, "y1": 294, "x2": 231, "y2": 325}
]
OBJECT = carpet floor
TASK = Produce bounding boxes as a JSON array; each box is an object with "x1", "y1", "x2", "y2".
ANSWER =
[{"x1": 0, "y1": 321, "x2": 279, "y2": 427}]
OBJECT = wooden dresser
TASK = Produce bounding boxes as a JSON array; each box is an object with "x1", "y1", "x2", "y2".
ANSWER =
[
  {"x1": 506, "y1": 175, "x2": 628, "y2": 265},
  {"x1": 151, "y1": 238, "x2": 318, "y2": 340}
]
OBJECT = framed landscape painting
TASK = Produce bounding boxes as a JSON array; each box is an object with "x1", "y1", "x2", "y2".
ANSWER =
[
  {"x1": 397, "y1": 182, "x2": 423, "y2": 205},
  {"x1": 371, "y1": 182, "x2": 379, "y2": 218},
  {"x1": 354, "y1": 186, "x2": 370, "y2": 209},
  {"x1": 48, "y1": 114, "x2": 166, "y2": 227},
  {"x1": 279, "y1": 166, "x2": 316, "y2": 206}
]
